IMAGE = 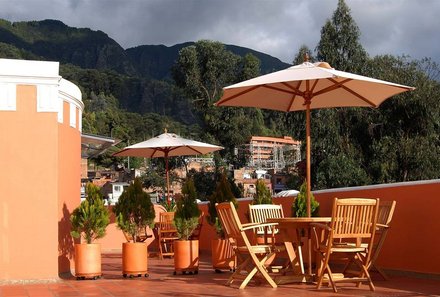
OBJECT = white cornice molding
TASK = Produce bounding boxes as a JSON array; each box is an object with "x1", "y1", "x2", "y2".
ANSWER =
[
  {"x1": 0, "y1": 58, "x2": 59, "y2": 77},
  {"x1": 59, "y1": 79, "x2": 83, "y2": 111},
  {"x1": 0, "y1": 59, "x2": 83, "y2": 113}
]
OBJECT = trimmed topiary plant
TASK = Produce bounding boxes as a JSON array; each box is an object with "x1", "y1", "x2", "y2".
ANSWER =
[
  {"x1": 292, "y1": 181, "x2": 319, "y2": 217},
  {"x1": 174, "y1": 178, "x2": 201, "y2": 240},
  {"x1": 70, "y1": 182, "x2": 110, "y2": 279},
  {"x1": 113, "y1": 178, "x2": 155, "y2": 242},
  {"x1": 207, "y1": 172, "x2": 238, "y2": 239},
  {"x1": 71, "y1": 182, "x2": 110, "y2": 244},
  {"x1": 251, "y1": 179, "x2": 273, "y2": 205}
]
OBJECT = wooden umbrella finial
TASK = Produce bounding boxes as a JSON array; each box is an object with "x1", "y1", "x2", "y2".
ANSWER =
[{"x1": 304, "y1": 52, "x2": 310, "y2": 62}]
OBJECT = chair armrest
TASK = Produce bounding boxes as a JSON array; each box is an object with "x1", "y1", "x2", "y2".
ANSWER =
[
  {"x1": 241, "y1": 222, "x2": 278, "y2": 231},
  {"x1": 242, "y1": 222, "x2": 260, "y2": 228},
  {"x1": 310, "y1": 222, "x2": 331, "y2": 231},
  {"x1": 376, "y1": 223, "x2": 389, "y2": 229}
]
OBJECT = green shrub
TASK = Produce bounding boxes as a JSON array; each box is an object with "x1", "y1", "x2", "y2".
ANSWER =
[
  {"x1": 113, "y1": 178, "x2": 155, "y2": 242},
  {"x1": 70, "y1": 183, "x2": 110, "y2": 244},
  {"x1": 174, "y1": 178, "x2": 201, "y2": 240},
  {"x1": 292, "y1": 181, "x2": 319, "y2": 217},
  {"x1": 207, "y1": 173, "x2": 238, "y2": 238},
  {"x1": 252, "y1": 179, "x2": 273, "y2": 205}
]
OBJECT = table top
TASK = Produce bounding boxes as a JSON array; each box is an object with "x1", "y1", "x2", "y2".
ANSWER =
[{"x1": 266, "y1": 217, "x2": 331, "y2": 223}]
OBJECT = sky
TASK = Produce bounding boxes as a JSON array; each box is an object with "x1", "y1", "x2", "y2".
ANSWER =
[{"x1": 0, "y1": 0, "x2": 439, "y2": 65}]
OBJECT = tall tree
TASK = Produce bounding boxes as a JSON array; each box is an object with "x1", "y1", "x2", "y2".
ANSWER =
[
  {"x1": 292, "y1": 44, "x2": 314, "y2": 65},
  {"x1": 172, "y1": 40, "x2": 264, "y2": 165},
  {"x1": 310, "y1": 0, "x2": 371, "y2": 189},
  {"x1": 316, "y1": 0, "x2": 368, "y2": 73}
]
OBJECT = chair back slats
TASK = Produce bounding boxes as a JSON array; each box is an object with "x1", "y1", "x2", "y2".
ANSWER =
[
  {"x1": 377, "y1": 200, "x2": 396, "y2": 226},
  {"x1": 159, "y1": 212, "x2": 176, "y2": 231},
  {"x1": 216, "y1": 202, "x2": 242, "y2": 242},
  {"x1": 331, "y1": 198, "x2": 379, "y2": 240},
  {"x1": 249, "y1": 204, "x2": 284, "y2": 234}
]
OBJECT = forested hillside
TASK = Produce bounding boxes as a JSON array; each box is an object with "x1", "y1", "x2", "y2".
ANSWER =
[{"x1": 0, "y1": 0, "x2": 439, "y2": 190}]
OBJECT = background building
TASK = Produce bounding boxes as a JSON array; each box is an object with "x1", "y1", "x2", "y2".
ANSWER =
[{"x1": 244, "y1": 136, "x2": 301, "y2": 171}]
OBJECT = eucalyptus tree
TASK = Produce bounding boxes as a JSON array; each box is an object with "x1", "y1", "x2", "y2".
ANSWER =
[{"x1": 172, "y1": 40, "x2": 263, "y2": 165}]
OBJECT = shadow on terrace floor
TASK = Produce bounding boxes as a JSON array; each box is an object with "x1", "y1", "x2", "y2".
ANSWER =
[{"x1": 0, "y1": 251, "x2": 439, "y2": 297}]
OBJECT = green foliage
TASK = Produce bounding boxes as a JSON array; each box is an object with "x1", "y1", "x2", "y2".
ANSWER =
[
  {"x1": 293, "y1": 45, "x2": 314, "y2": 65},
  {"x1": 188, "y1": 168, "x2": 217, "y2": 201},
  {"x1": 2, "y1": 16, "x2": 440, "y2": 190},
  {"x1": 207, "y1": 173, "x2": 238, "y2": 238},
  {"x1": 174, "y1": 178, "x2": 201, "y2": 240},
  {"x1": 113, "y1": 178, "x2": 155, "y2": 242},
  {"x1": 160, "y1": 199, "x2": 176, "y2": 212},
  {"x1": 70, "y1": 183, "x2": 110, "y2": 244},
  {"x1": 292, "y1": 182, "x2": 319, "y2": 217},
  {"x1": 316, "y1": 0, "x2": 368, "y2": 73},
  {"x1": 252, "y1": 179, "x2": 273, "y2": 205}
]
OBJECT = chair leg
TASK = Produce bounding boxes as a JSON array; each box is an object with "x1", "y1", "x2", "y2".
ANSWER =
[
  {"x1": 326, "y1": 265, "x2": 337, "y2": 293},
  {"x1": 372, "y1": 264, "x2": 389, "y2": 280},
  {"x1": 359, "y1": 257, "x2": 375, "y2": 292},
  {"x1": 251, "y1": 253, "x2": 277, "y2": 288},
  {"x1": 316, "y1": 250, "x2": 331, "y2": 290},
  {"x1": 158, "y1": 238, "x2": 164, "y2": 260}
]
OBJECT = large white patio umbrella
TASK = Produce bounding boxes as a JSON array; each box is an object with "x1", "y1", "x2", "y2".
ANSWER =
[
  {"x1": 215, "y1": 60, "x2": 414, "y2": 217},
  {"x1": 114, "y1": 131, "x2": 223, "y2": 204}
]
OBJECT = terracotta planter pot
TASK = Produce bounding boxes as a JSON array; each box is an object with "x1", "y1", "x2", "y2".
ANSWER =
[
  {"x1": 74, "y1": 243, "x2": 102, "y2": 279},
  {"x1": 174, "y1": 240, "x2": 199, "y2": 274},
  {"x1": 122, "y1": 242, "x2": 148, "y2": 277},
  {"x1": 211, "y1": 239, "x2": 235, "y2": 271}
]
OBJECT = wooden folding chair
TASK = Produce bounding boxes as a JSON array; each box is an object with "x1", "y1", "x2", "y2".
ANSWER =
[
  {"x1": 311, "y1": 198, "x2": 379, "y2": 293},
  {"x1": 367, "y1": 200, "x2": 396, "y2": 279},
  {"x1": 343, "y1": 200, "x2": 396, "y2": 280},
  {"x1": 215, "y1": 202, "x2": 284, "y2": 289},
  {"x1": 157, "y1": 212, "x2": 179, "y2": 259}
]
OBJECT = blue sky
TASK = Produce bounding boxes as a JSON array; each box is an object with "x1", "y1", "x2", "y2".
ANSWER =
[{"x1": 1, "y1": 0, "x2": 439, "y2": 65}]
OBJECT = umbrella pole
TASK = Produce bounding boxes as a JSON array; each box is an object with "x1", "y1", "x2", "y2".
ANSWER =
[
  {"x1": 165, "y1": 152, "x2": 170, "y2": 206},
  {"x1": 305, "y1": 101, "x2": 312, "y2": 218}
]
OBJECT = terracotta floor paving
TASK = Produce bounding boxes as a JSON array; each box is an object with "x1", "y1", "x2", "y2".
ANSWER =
[{"x1": 1, "y1": 252, "x2": 439, "y2": 297}]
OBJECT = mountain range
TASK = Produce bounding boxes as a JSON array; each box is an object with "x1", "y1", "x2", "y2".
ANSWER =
[{"x1": 0, "y1": 19, "x2": 289, "y2": 80}]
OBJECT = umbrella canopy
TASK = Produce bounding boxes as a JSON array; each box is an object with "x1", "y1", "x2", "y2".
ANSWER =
[
  {"x1": 216, "y1": 61, "x2": 414, "y2": 216},
  {"x1": 114, "y1": 131, "x2": 223, "y2": 203}
]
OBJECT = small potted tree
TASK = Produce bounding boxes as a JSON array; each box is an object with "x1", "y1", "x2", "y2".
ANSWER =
[
  {"x1": 252, "y1": 178, "x2": 273, "y2": 205},
  {"x1": 70, "y1": 182, "x2": 110, "y2": 279},
  {"x1": 173, "y1": 178, "x2": 201, "y2": 275},
  {"x1": 207, "y1": 172, "x2": 238, "y2": 272},
  {"x1": 292, "y1": 181, "x2": 319, "y2": 217},
  {"x1": 113, "y1": 178, "x2": 155, "y2": 278}
]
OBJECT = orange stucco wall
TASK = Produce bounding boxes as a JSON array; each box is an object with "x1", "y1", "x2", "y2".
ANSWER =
[
  {"x1": 1, "y1": 59, "x2": 82, "y2": 281},
  {"x1": 98, "y1": 180, "x2": 440, "y2": 276},
  {"x1": 58, "y1": 101, "x2": 81, "y2": 276},
  {"x1": 0, "y1": 85, "x2": 59, "y2": 279}
]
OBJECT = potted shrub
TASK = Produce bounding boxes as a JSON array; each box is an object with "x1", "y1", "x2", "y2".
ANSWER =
[
  {"x1": 252, "y1": 178, "x2": 273, "y2": 205},
  {"x1": 207, "y1": 172, "x2": 238, "y2": 272},
  {"x1": 292, "y1": 181, "x2": 319, "y2": 217},
  {"x1": 113, "y1": 178, "x2": 155, "y2": 278},
  {"x1": 173, "y1": 178, "x2": 201, "y2": 275},
  {"x1": 70, "y1": 182, "x2": 110, "y2": 280}
]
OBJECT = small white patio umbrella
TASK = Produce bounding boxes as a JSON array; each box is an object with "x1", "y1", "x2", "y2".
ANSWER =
[
  {"x1": 216, "y1": 60, "x2": 414, "y2": 217},
  {"x1": 114, "y1": 131, "x2": 223, "y2": 204}
]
